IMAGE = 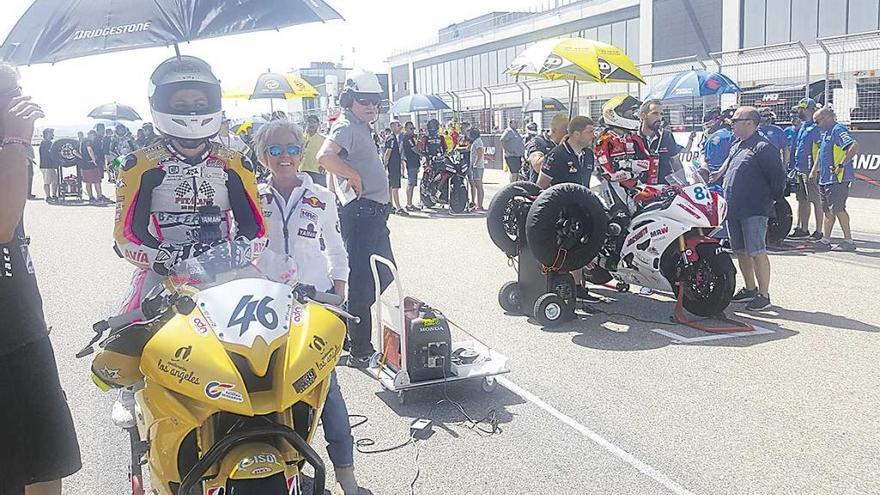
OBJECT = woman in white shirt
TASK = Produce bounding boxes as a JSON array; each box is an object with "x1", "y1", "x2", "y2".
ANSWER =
[{"x1": 253, "y1": 120, "x2": 364, "y2": 495}]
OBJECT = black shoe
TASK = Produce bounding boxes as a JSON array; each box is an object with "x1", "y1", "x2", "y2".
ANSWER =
[
  {"x1": 732, "y1": 287, "x2": 758, "y2": 303},
  {"x1": 746, "y1": 294, "x2": 771, "y2": 311},
  {"x1": 396, "y1": 208, "x2": 410, "y2": 217},
  {"x1": 346, "y1": 354, "x2": 372, "y2": 369},
  {"x1": 809, "y1": 231, "x2": 823, "y2": 241},
  {"x1": 789, "y1": 228, "x2": 810, "y2": 238},
  {"x1": 576, "y1": 286, "x2": 601, "y2": 303}
]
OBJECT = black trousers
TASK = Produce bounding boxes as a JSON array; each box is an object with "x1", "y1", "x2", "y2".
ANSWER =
[{"x1": 339, "y1": 199, "x2": 396, "y2": 358}]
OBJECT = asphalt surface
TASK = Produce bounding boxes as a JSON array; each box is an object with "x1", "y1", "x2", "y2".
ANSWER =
[{"x1": 25, "y1": 170, "x2": 880, "y2": 495}]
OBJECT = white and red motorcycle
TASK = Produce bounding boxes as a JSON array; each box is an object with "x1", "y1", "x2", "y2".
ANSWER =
[{"x1": 525, "y1": 168, "x2": 736, "y2": 317}]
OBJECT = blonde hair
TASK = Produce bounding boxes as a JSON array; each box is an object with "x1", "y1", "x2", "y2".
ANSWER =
[{"x1": 253, "y1": 120, "x2": 305, "y2": 166}]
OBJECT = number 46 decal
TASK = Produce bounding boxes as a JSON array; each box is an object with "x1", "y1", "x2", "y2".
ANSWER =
[{"x1": 228, "y1": 295, "x2": 279, "y2": 335}]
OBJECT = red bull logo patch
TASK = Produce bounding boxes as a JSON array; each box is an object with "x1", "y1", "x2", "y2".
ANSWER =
[{"x1": 302, "y1": 196, "x2": 326, "y2": 210}]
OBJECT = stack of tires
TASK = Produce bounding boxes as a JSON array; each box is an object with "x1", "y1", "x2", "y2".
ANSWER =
[{"x1": 487, "y1": 182, "x2": 608, "y2": 327}]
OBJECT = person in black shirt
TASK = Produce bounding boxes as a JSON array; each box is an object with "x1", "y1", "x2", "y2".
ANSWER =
[
  {"x1": 38, "y1": 128, "x2": 59, "y2": 202},
  {"x1": 536, "y1": 116, "x2": 595, "y2": 189},
  {"x1": 638, "y1": 99, "x2": 684, "y2": 184},
  {"x1": 383, "y1": 120, "x2": 407, "y2": 215},
  {"x1": 401, "y1": 121, "x2": 422, "y2": 211},
  {"x1": 535, "y1": 116, "x2": 599, "y2": 302},
  {"x1": 0, "y1": 60, "x2": 81, "y2": 495},
  {"x1": 525, "y1": 113, "x2": 569, "y2": 182}
]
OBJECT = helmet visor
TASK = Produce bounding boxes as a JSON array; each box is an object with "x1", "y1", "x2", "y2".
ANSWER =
[{"x1": 152, "y1": 81, "x2": 221, "y2": 116}]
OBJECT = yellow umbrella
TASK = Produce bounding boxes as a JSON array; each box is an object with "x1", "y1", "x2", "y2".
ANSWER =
[
  {"x1": 222, "y1": 74, "x2": 319, "y2": 100},
  {"x1": 506, "y1": 38, "x2": 644, "y2": 117},
  {"x1": 506, "y1": 38, "x2": 644, "y2": 84}
]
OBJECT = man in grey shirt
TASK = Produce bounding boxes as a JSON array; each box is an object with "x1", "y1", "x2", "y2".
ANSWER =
[
  {"x1": 499, "y1": 119, "x2": 526, "y2": 183},
  {"x1": 318, "y1": 69, "x2": 395, "y2": 366}
]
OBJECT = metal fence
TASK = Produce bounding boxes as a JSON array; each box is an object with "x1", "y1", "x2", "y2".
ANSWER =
[
  {"x1": 710, "y1": 41, "x2": 811, "y2": 121},
  {"x1": 818, "y1": 30, "x2": 880, "y2": 127}
]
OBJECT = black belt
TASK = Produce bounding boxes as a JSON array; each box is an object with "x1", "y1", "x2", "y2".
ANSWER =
[{"x1": 343, "y1": 198, "x2": 392, "y2": 217}]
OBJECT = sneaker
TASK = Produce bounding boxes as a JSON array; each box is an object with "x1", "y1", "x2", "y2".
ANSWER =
[
  {"x1": 809, "y1": 231, "x2": 823, "y2": 241},
  {"x1": 576, "y1": 286, "x2": 601, "y2": 303},
  {"x1": 833, "y1": 240, "x2": 857, "y2": 252},
  {"x1": 789, "y1": 228, "x2": 810, "y2": 238},
  {"x1": 732, "y1": 287, "x2": 758, "y2": 303},
  {"x1": 814, "y1": 240, "x2": 832, "y2": 252},
  {"x1": 111, "y1": 388, "x2": 137, "y2": 429},
  {"x1": 88, "y1": 198, "x2": 100, "y2": 205},
  {"x1": 396, "y1": 208, "x2": 410, "y2": 217},
  {"x1": 405, "y1": 205, "x2": 419, "y2": 212},
  {"x1": 745, "y1": 293, "x2": 771, "y2": 311},
  {"x1": 346, "y1": 354, "x2": 372, "y2": 369}
]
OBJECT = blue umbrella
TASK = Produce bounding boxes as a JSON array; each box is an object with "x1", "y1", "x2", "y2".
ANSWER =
[
  {"x1": 645, "y1": 69, "x2": 741, "y2": 100},
  {"x1": 389, "y1": 94, "x2": 450, "y2": 114}
]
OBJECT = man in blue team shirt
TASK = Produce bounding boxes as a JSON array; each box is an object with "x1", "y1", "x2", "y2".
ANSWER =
[
  {"x1": 784, "y1": 107, "x2": 802, "y2": 169},
  {"x1": 700, "y1": 108, "x2": 734, "y2": 186},
  {"x1": 790, "y1": 98, "x2": 824, "y2": 240},
  {"x1": 758, "y1": 108, "x2": 789, "y2": 165},
  {"x1": 812, "y1": 107, "x2": 860, "y2": 252}
]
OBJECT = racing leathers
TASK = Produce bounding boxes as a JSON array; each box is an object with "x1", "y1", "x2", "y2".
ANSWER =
[
  {"x1": 113, "y1": 140, "x2": 267, "y2": 313},
  {"x1": 420, "y1": 132, "x2": 448, "y2": 184},
  {"x1": 594, "y1": 129, "x2": 658, "y2": 216}
]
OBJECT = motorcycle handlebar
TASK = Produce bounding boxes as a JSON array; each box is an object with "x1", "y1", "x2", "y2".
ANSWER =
[{"x1": 309, "y1": 291, "x2": 344, "y2": 307}]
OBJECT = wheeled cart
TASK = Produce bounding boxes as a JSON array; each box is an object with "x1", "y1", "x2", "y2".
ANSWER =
[
  {"x1": 365, "y1": 255, "x2": 510, "y2": 404},
  {"x1": 497, "y1": 246, "x2": 579, "y2": 328}
]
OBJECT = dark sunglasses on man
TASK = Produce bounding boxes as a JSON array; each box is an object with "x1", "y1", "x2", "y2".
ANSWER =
[{"x1": 354, "y1": 94, "x2": 381, "y2": 106}]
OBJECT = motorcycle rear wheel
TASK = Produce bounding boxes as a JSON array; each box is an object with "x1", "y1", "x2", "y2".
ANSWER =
[{"x1": 678, "y1": 252, "x2": 736, "y2": 317}]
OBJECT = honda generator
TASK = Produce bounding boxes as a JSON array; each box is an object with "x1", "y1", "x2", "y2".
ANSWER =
[{"x1": 381, "y1": 299, "x2": 451, "y2": 383}]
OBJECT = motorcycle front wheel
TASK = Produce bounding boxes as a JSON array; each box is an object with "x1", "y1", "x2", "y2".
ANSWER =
[
  {"x1": 677, "y1": 251, "x2": 736, "y2": 317},
  {"x1": 449, "y1": 177, "x2": 468, "y2": 213},
  {"x1": 226, "y1": 472, "x2": 289, "y2": 494}
]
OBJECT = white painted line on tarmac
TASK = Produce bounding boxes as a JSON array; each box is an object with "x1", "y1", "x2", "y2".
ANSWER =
[
  {"x1": 649, "y1": 325, "x2": 775, "y2": 343},
  {"x1": 497, "y1": 376, "x2": 697, "y2": 495}
]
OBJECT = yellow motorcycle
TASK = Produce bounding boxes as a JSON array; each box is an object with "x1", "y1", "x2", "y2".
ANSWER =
[{"x1": 78, "y1": 240, "x2": 355, "y2": 495}]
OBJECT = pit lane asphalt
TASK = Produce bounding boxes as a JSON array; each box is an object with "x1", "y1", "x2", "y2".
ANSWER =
[{"x1": 26, "y1": 170, "x2": 879, "y2": 495}]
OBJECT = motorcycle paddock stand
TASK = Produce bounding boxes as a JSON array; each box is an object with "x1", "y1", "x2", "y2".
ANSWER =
[{"x1": 672, "y1": 285, "x2": 754, "y2": 334}]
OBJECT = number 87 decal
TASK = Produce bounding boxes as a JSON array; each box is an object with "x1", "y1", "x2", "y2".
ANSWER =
[{"x1": 692, "y1": 186, "x2": 707, "y2": 201}]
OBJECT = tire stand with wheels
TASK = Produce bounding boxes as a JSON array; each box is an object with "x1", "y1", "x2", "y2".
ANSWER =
[
  {"x1": 672, "y1": 285, "x2": 753, "y2": 334},
  {"x1": 499, "y1": 246, "x2": 579, "y2": 328}
]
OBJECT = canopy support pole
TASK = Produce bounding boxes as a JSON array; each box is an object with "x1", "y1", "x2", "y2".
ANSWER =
[{"x1": 173, "y1": 42, "x2": 181, "y2": 59}]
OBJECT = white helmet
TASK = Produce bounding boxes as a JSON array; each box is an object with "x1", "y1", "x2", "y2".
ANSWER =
[
  {"x1": 344, "y1": 69, "x2": 383, "y2": 94},
  {"x1": 148, "y1": 55, "x2": 223, "y2": 142},
  {"x1": 602, "y1": 94, "x2": 642, "y2": 131}
]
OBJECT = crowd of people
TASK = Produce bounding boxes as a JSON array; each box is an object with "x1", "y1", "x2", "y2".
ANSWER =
[
  {"x1": 0, "y1": 44, "x2": 865, "y2": 494},
  {"x1": 486, "y1": 95, "x2": 860, "y2": 311}
]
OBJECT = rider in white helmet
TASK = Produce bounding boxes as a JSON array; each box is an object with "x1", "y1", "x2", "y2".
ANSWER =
[{"x1": 110, "y1": 55, "x2": 266, "y2": 427}]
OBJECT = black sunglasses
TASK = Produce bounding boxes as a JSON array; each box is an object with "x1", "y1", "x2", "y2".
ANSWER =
[
  {"x1": 730, "y1": 118, "x2": 757, "y2": 124},
  {"x1": 354, "y1": 95, "x2": 381, "y2": 106}
]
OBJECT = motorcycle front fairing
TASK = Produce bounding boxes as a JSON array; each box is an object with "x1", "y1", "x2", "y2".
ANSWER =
[
  {"x1": 612, "y1": 171, "x2": 728, "y2": 289},
  {"x1": 98, "y1": 242, "x2": 345, "y2": 493}
]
